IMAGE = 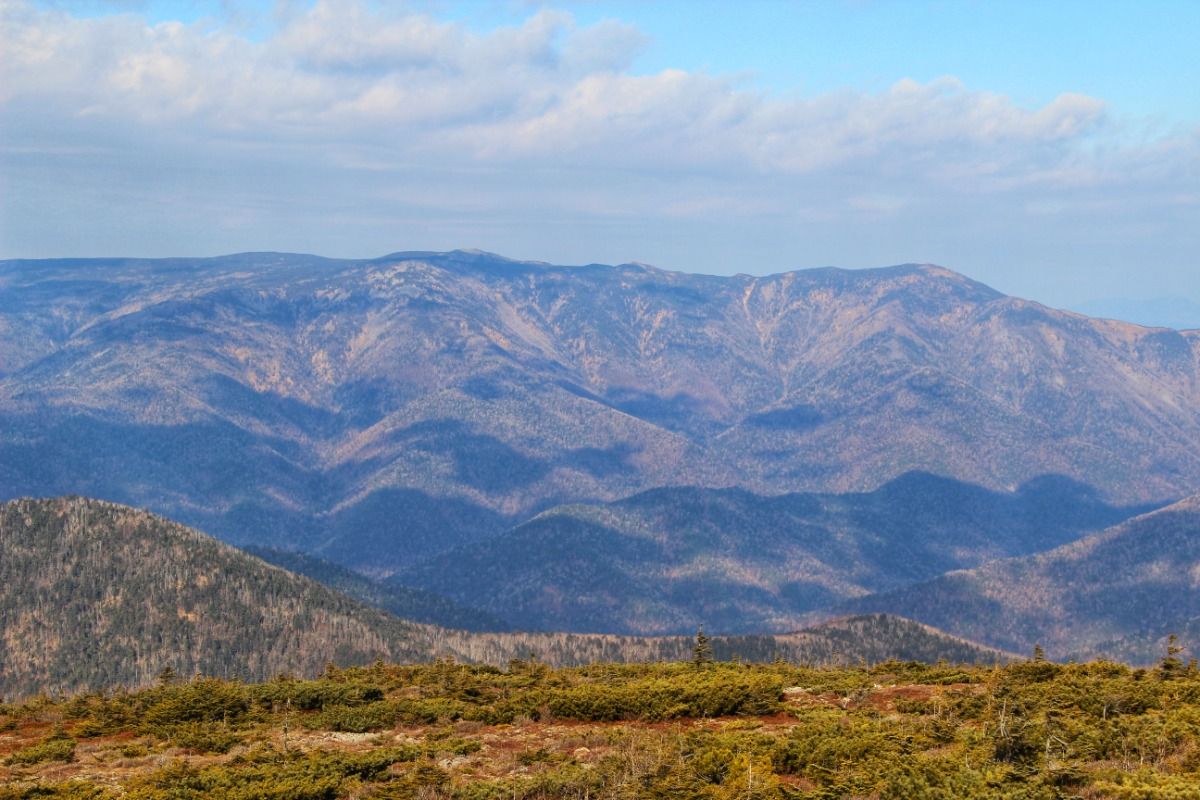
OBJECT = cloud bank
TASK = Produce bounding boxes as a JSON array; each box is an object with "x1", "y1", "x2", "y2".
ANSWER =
[{"x1": 1, "y1": 0, "x2": 1196, "y2": 306}]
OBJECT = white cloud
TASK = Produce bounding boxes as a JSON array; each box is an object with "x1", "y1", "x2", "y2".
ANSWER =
[
  {"x1": 275, "y1": 2, "x2": 461, "y2": 71},
  {"x1": 0, "y1": 0, "x2": 1112, "y2": 167}
]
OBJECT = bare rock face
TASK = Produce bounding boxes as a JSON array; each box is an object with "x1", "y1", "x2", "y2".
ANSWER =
[{"x1": 1, "y1": 251, "x2": 1198, "y2": 572}]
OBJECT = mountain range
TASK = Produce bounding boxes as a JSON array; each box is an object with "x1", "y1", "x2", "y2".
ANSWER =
[
  {"x1": 2, "y1": 251, "x2": 1198, "y2": 580},
  {"x1": 2, "y1": 250, "x2": 1198, "y2": 665},
  {"x1": 0, "y1": 496, "x2": 1007, "y2": 698},
  {"x1": 395, "y1": 472, "x2": 1153, "y2": 634}
]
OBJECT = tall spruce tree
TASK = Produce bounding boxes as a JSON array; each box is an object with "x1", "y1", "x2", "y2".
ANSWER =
[{"x1": 693, "y1": 625, "x2": 713, "y2": 668}]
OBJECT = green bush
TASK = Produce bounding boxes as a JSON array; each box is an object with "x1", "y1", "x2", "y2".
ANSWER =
[
  {"x1": 368, "y1": 763, "x2": 450, "y2": 800},
  {"x1": 5, "y1": 731, "x2": 77, "y2": 766},
  {"x1": 304, "y1": 697, "x2": 471, "y2": 732},
  {"x1": 120, "y1": 743, "x2": 150, "y2": 758},
  {"x1": 123, "y1": 748, "x2": 417, "y2": 800},
  {"x1": 140, "y1": 678, "x2": 251, "y2": 727},
  {"x1": 252, "y1": 678, "x2": 384, "y2": 711},
  {"x1": 302, "y1": 700, "x2": 399, "y2": 732},
  {"x1": 162, "y1": 721, "x2": 242, "y2": 754},
  {"x1": 422, "y1": 735, "x2": 481, "y2": 756},
  {"x1": 467, "y1": 671, "x2": 782, "y2": 724},
  {"x1": 773, "y1": 713, "x2": 909, "y2": 782}
]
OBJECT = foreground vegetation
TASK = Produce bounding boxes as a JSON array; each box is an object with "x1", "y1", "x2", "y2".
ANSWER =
[{"x1": 2, "y1": 655, "x2": 1199, "y2": 799}]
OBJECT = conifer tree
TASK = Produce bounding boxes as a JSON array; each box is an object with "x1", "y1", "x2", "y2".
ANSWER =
[
  {"x1": 692, "y1": 625, "x2": 713, "y2": 668},
  {"x1": 1160, "y1": 634, "x2": 1185, "y2": 677}
]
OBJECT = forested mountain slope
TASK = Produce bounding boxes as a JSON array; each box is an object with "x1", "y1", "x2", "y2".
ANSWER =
[
  {"x1": 841, "y1": 493, "x2": 1200, "y2": 662},
  {"x1": 397, "y1": 473, "x2": 1154, "y2": 634},
  {"x1": 1, "y1": 251, "x2": 1197, "y2": 571},
  {"x1": 0, "y1": 496, "x2": 447, "y2": 697},
  {"x1": 243, "y1": 546, "x2": 514, "y2": 632},
  {"x1": 0, "y1": 497, "x2": 1006, "y2": 698}
]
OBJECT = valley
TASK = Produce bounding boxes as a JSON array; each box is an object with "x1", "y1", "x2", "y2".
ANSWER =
[{"x1": 0, "y1": 496, "x2": 1007, "y2": 700}]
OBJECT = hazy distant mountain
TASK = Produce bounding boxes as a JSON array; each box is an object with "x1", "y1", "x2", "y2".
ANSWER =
[
  {"x1": 0, "y1": 497, "x2": 1004, "y2": 698},
  {"x1": 396, "y1": 473, "x2": 1155, "y2": 634},
  {"x1": 840, "y1": 493, "x2": 1200, "y2": 663},
  {"x1": 244, "y1": 545, "x2": 514, "y2": 632},
  {"x1": 2, "y1": 251, "x2": 1198, "y2": 572}
]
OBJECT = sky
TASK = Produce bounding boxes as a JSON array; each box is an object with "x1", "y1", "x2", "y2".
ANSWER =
[{"x1": 1, "y1": 0, "x2": 1198, "y2": 316}]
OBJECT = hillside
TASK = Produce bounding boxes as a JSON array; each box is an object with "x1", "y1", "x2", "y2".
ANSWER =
[
  {"x1": 2, "y1": 251, "x2": 1198, "y2": 574},
  {"x1": 397, "y1": 473, "x2": 1153, "y2": 634},
  {"x1": 841, "y1": 493, "x2": 1200, "y2": 662},
  {"x1": 0, "y1": 496, "x2": 449, "y2": 698},
  {"x1": 0, "y1": 497, "x2": 1006, "y2": 699},
  {"x1": 444, "y1": 614, "x2": 1013, "y2": 671},
  {"x1": 243, "y1": 546, "x2": 515, "y2": 632}
]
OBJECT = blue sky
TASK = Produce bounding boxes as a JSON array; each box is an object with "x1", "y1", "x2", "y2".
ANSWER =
[
  {"x1": 537, "y1": 1, "x2": 1200, "y2": 123},
  {"x1": 59, "y1": 0, "x2": 1200, "y2": 123},
  {"x1": 2, "y1": 0, "x2": 1198, "y2": 318}
]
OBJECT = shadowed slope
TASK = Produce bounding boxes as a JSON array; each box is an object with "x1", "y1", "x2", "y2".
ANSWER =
[
  {"x1": 397, "y1": 474, "x2": 1156, "y2": 634},
  {"x1": 243, "y1": 546, "x2": 515, "y2": 632}
]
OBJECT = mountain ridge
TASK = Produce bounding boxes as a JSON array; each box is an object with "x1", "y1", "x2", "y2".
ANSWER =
[
  {"x1": 838, "y1": 491, "x2": 1200, "y2": 663},
  {"x1": 2, "y1": 250, "x2": 1198, "y2": 576},
  {"x1": 0, "y1": 496, "x2": 1010, "y2": 698},
  {"x1": 394, "y1": 472, "x2": 1158, "y2": 634}
]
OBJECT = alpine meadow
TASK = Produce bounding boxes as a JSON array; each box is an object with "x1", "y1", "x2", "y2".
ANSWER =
[{"x1": 2, "y1": 1, "x2": 1199, "y2": 798}]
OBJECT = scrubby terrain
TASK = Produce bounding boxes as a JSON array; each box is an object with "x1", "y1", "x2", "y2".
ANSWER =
[{"x1": 3, "y1": 658, "x2": 1199, "y2": 799}]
